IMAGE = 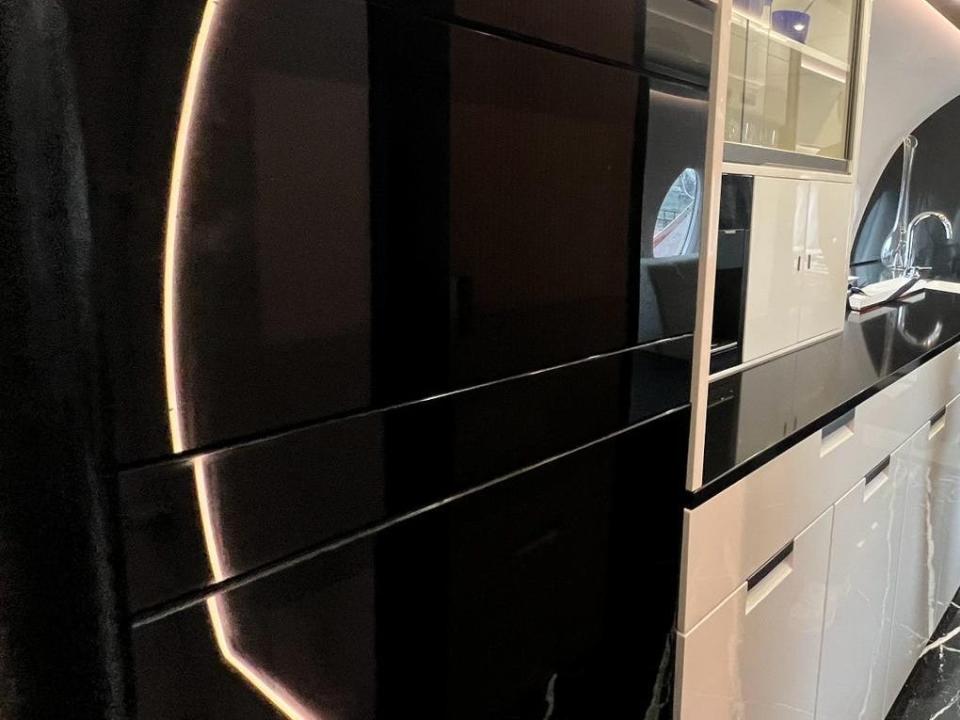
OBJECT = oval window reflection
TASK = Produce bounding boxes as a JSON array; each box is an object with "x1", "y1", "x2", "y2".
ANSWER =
[{"x1": 653, "y1": 168, "x2": 701, "y2": 258}]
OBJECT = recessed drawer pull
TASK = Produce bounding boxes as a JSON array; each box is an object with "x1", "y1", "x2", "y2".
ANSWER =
[
  {"x1": 821, "y1": 408, "x2": 856, "y2": 457},
  {"x1": 746, "y1": 541, "x2": 794, "y2": 613},
  {"x1": 863, "y1": 456, "x2": 892, "y2": 501},
  {"x1": 865, "y1": 456, "x2": 890, "y2": 486},
  {"x1": 930, "y1": 406, "x2": 948, "y2": 438}
]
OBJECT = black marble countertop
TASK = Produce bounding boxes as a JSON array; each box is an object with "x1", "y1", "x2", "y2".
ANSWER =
[{"x1": 699, "y1": 287, "x2": 960, "y2": 505}]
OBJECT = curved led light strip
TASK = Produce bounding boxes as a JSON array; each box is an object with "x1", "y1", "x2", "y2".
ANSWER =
[
  {"x1": 162, "y1": 2, "x2": 317, "y2": 717},
  {"x1": 194, "y1": 458, "x2": 316, "y2": 719},
  {"x1": 161, "y1": 0, "x2": 222, "y2": 455}
]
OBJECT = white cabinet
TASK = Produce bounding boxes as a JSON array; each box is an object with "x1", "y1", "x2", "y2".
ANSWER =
[
  {"x1": 676, "y1": 507, "x2": 833, "y2": 719},
  {"x1": 926, "y1": 397, "x2": 960, "y2": 622},
  {"x1": 816, "y1": 451, "x2": 908, "y2": 720},
  {"x1": 882, "y1": 394, "x2": 960, "y2": 712},
  {"x1": 798, "y1": 181, "x2": 853, "y2": 341},
  {"x1": 815, "y1": 374, "x2": 960, "y2": 719},
  {"x1": 678, "y1": 343, "x2": 960, "y2": 720},
  {"x1": 742, "y1": 176, "x2": 807, "y2": 361},
  {"x1": 819, "y1": 409, "x2": 960, "y2": 719},
  {"x1": 742, "y1": 177, "x2": 851, "y2": 363},
  {"x1": 885, "y1": 425, "x2": 936, "y2": 711}
]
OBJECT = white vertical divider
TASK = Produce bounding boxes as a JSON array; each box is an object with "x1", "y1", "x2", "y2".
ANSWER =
[
  {"x1": 846, "y1": 0, "x2": 874, "y2": 226},
  {"x1": 686, "y1": 0, "x2": 732, "y2": 492}
]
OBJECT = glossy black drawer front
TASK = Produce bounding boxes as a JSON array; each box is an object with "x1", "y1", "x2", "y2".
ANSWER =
[
  {"x1": 105, "y1": 0, "x2": 708, "y2": 463},
  {"x1": 131, "y1": 409, "x2": 687, "y2": 720},
  {"x1": 121, "y1": 339, "x2": 691, "y2": 613},
  {"x1": 388, "y1": 0, "x2": 714, "y2": 83}
]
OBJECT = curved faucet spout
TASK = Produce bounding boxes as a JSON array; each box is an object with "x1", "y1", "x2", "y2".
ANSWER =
[
  {"x1": 908, "y1": 210, "x2": 953, "y2": 241},
  {"x1": 901, "y1": 211, "x2": 954, "y2": 275}
]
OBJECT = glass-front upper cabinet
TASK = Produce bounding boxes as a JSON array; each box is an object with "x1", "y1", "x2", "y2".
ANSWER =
[{"x1": 725, "y1": 0, "x2": 861, "y2": 170}]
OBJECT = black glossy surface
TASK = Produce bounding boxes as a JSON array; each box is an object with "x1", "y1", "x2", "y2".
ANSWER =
[
  {"x1": 86, "y1": 0, "x2": 709, "y2": 464},
  {"x1": 854, "y1": 93, "x2": 960, "y2": 270},
  {"x1": 701, "y1": 290, "x2": 960, "y2": 497},
  {"x1": 123, "y1": 338, "x2": 691, "y2": 613},
  {"x1": 887, "y1": 586, "x2": 960, "y2": 719},
  {"x1": 388, "y1": 0, "x2": 714, "y2": 83},
  {"x1": 710, "y1": 173, "x2": 752, "y2": 372},
  {"x1": 131, "y1": 409, "x2": 688, "y2": 720},
  {"x1": 59, "y1": 0, "x2": 709, "y2": 715}
]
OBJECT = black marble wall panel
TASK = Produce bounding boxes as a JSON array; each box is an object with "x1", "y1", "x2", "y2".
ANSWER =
[{"x1": 130, "y1": 408, "x2": 689, "y2": 720}]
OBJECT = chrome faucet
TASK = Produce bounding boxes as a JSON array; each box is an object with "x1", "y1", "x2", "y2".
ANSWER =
[{"x1": 899, "y1": 211, "x2": 954, "y2": 277}]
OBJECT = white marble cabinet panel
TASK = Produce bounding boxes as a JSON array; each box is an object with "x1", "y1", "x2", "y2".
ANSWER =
[
  {"x1": 815, "y1": 449, "x2": 908, "y2": 720},
  {"x1": 926, "y1": 395, "x2": 960, "y2": 623},
  {"x1": 885, "y1": 425, "x2": 936, "y2": 712}
]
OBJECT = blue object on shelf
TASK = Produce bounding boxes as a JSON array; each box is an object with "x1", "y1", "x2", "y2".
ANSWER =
[
  {"x1": 734, "y1": 0, "x2": 764, "y2": 17},
  {"x1": 772, "y1": 10, "x2": 811, "y2": 43}
]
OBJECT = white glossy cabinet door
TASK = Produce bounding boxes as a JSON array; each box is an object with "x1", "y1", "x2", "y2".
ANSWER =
[
  {"x1": 885, "y1": 426, "x2": 935, "y2": 712},
  {"x1": 798, "y1": 181, "x2": 852, "y2": 343},
  {"x1": 742, "y1": 177, "x2": 808, "y2": 362},
  {"x1": 677, "y1": 507, "x2": 833, "y2": 720},
  {"x1": 926, "y1": 396, "x2": 960, "y2": 622},
  {"x1": 815, "y1": 456, "x2": 907, "y2": 720}
]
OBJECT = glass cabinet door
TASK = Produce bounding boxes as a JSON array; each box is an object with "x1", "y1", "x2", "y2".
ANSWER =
[{"x1": 725, "y1": 0, "x2": 860, "y2": 167}]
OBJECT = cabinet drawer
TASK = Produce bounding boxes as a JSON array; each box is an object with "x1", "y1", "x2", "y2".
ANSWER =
[
  {"x1": 676, "y1": 507, "x2": 833, "y2": 720},
  {"x1": 860, "y1": 345, "x2": 953, "y2": 449},
  {"x1": 682, "y1": 431, "x2": 836, "y2": 631},
  {"x1": 813, "y1": 403, "x2": 886, "y2": 497},
  {"x1": 947, "y1": 342, "x2": 960, "y2": 400}
]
